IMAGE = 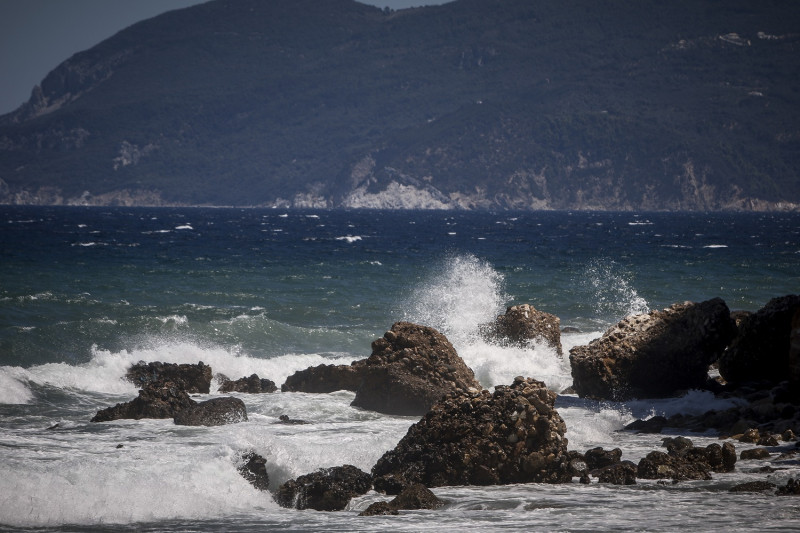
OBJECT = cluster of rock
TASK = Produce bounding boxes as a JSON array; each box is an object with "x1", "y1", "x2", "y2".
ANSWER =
[
  {"x1": 283, "y1": 321, "x2": 481, "y2": 415},
  {"x1": 89, "y1": 296, "x2": 800, "y2": 515},
  {"x1": 569, "y1": 295, "x2": 800, "y2": 403},
  {"x1": 567, "y1": 436, "x2": 736, "y2": 486},
  {"x1": 91, "y1": 362, "x2": 276, "y2": 426}
]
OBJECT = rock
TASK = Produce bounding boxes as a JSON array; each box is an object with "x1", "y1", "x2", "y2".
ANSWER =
[
  {"x1": 625, "y1": 416, "x2": 668, "y2": 433},
  {"x1": 739, "y1": 428, "x2": 761, "y2": 443},
  {"x1": 281, "y1": 363, "x2": 363, "y2": 393},
  {"x1": 238, "y1": 451, "x2": 269, "y2": 491},
  {"x1": 596, "y1": 461, "x2": 637, "y2": 485},
  {"x1": 351, "y1": 322, "x2": 482, "y2": 415},
  {"x1": 275, "y1": 465, "x2": 372, "y2": 511},
  {"x1": 740, "y1": 448, "x2": 770, "y2": 460},
  {"x1": 569, "y1": 298, "x2": 736, "y2": 400},
  {"x1": 91, "y1": 380, "x2": 196, "y2": 422},
  {"x1": 791, "y1": 308, "x2": 800, "y2": 383},
  {"x1": 777, "y1": 478, "x2": 800, "y2": 495},
  {"x1": 283, "y1": 322, "x2": 481, "y2": 416},
  {"x1": 729, "y1": 481, "x2": 777, "y2": 493},
  {"x1": 359, "y1": 501, "x2": 399, "y2": 516},
  {"x1": 173, "y1": 397, "x2": 247, "y2": 426},
  {"x1": 359, "y1": 483, "x2": 443, "y2": 516},
  {"x1": 219, "y1": 373, "x2": 277, "y2": 394},
  {"x1": 719, "y1": 295, "x2": 800, "y2": 386},
  {"x1": 371, "y1": 376, "x2": 571, "y2": 491},
  {"x1": 276, "y1": 414, "x2": 308, "y2": 425},
  {"x1": 584, "y1": 447, "x2": 622, "y2": 470},
  {"x1": 488, "y1": 304, "x2": 563, "y2": 355},
  {"x1": 126, "y1": 361, "x2": 212, "y2": 394},
  {"x1": 636, "y1": 450, "x2": 712, "y2": 481}
]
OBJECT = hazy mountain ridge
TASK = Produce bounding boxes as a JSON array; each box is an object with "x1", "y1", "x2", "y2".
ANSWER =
[{"x1": 1, "y1": 0, "x2": 798, "y2": 210}]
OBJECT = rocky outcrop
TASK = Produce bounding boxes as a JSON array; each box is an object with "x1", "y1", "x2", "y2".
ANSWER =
[
  {"x1": 281, "y1": 364, "x2": 363, "y2": 394},
  {"x1": 126, "y1": 361, "x2": 212, "y2": 394},
  {"x1": 275, "y1": 465, "x2": 373, "y2": 511},
  {"x1": 569, "y1": 298, "x2": 737, "y2": 400},
  {"x1": 636, "y1": 438, "x2": 736, "y2": 482},
  {"x1": 488, "y1": 304, "x2": 563, "y2": 355},
  {"x1": 173, "y1": 397, "x2": 248, "y2": 426},
  {"x1": 372, "y1": 376, "x2": 571, "y2": 491},
  {"x1": 719, "y1": 295, "x2": 800, "y2": 386},
  {"x1": 282, "y1": 322, "x2": 481, "y2": 416},
  {"x1": 219, "y1": 373, "x2": 277, "y2": 394},
  {"x1": 90, "y1": 380, "x2": 195, "y2": 422},
  {"x1": 238, "y1": 451, "x2": 270, "y2": 491},
  {"x1": 359, "y1": 484, "x2": 443, "y2": 516}
]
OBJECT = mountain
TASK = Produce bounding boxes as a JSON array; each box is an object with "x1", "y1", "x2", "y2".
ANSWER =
[{"x1": 1, "y1": 0, "x2": 799, "y2": 210}]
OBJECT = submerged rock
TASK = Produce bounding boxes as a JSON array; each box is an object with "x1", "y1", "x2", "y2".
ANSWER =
[
  {"x1": 719, "y1": 294, "x2": 800, "y2": 387},
  {"x1": 219, "y1": 373, "x2": 277, "y2": 394},
  {"x1": 569, "y1": 298, "x2": 736, "y2": 400},
  {"x1": 275, "y1": 465, "x2": 373, "y2": 511},
  {"x1": 283, "y1": 322, "x2": 481, "y2": 416},
  {"x1": 126, "y1": 361, "x2": 212, "y2": 394},
  {"x1": 91, "y1": 380, "x2": 196, "y2": 422},
  {"x1": 359, "y1": 483, "x2": 443, "y2": 516},
  {"x1": 372, "y1": 376, "x2": 571, "y2": 491},
  {"x1": 488, "y1": 304, "x2": 563, "y2": 355},
  {"x1": 173, "y1": 397, "x2": 247, "y2": 426}
]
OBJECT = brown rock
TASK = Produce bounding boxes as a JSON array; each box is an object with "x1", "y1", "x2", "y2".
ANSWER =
[
  {"x1": 569, "y1": 298, "x2": 736, "y2": 400},
  {"x1": 91, "y1": 380, "x2": 195, "y2": 422},
  {"x1": 276, "y1": 465, "x2": 372, "y2": 511},
  {"x1": 219, "y1": 373, "x2": 277, "y2": 393},
  {"x1": 126, "y1": 361, "x2": 212, "y2": 394},
  {"x1": 173, "y1": 397, "x2": 248, "y2": 426},
  {"x1": 372, "y1": 377, "x2": 571, "y2": 490},
  {"x1": 489, "y1": 304, "x2": 563, "y2": 355},
  {"x1": 281, "y1": 363, "x2": 363, "y2": 393}
]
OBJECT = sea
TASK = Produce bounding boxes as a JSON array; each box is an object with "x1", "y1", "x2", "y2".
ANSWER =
[{"x1": 1, "y1": 206, "x2": 798, "y2": 532}]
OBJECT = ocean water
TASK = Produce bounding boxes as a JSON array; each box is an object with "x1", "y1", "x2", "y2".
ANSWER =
[{"x1": 1, "y1": 206, "x2": 798, "y2": 531}]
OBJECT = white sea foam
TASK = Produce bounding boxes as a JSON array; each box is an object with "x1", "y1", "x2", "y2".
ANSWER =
[
  {"x1": 0, "y1": 368, "x2": 35, "y2": 404},
  {"x1": 336, "y1": 235, "x2": 362, "y2": 243},
  {"x1": 581, "y1": 258, "x2": 649, "y2": 320},
  {"x1": 175, "y1": 224, "x2": 194, "y2": 230}
]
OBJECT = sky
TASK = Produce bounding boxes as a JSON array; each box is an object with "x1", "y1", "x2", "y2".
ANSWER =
[{"x1": 0, "y1": 0, "x2": 451, "y2": 115}]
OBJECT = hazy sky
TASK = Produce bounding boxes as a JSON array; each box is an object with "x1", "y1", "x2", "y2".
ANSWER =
[{"x1": 0, "y1": 0, "x2": 451, "y2": 115}]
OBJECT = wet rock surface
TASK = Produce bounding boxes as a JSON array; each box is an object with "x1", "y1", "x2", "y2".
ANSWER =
[
  {"x1": 275, "y1": 465, "x2": 373, "y2": 511},
  {"x1": 569, "y1": 298, "x2": 736, "y2": 400},
  {"x1": 488, "y1": 304, "x2": 563, "y2": 355},
  {"x1": 372, "y1": 376, "x2": 571, "y2": 491},
  {"x1": 126, "y1": 361, "x2": 212, "y2": 394},
  {"x1": 173, "y1": 397, "x2": 248, "y2": 426},
  {"x1": 359, "y1": 484, "x2": 443, "y2": 516},
  {"x1": 282, "y1": 322, "x2": 481, "y2": 416},
  {"x1": 219, "y1": 373, "x2": 277, "y2": 394},
  {"x1": 91, "y1": 380, "x2": 196, "y2": 422}
]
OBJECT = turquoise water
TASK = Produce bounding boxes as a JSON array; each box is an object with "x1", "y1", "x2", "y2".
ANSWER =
[{"x1": 1, "y1": 207, "x2": 798, "y2": 531}]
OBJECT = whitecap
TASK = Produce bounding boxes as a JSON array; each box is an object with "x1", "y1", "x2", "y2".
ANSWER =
[
  {"x1": 703, "y1": 244, "x2": 728, "y2": 249},
  {"x1": 0, "y1": 368, "x2": 34, "y2": 404},
  {"x1": 335, "y1": 235, "x2": 362, "y2": 243},
  {"x1": 175, "y1": 224, "x2": 193, "y2": 230}
]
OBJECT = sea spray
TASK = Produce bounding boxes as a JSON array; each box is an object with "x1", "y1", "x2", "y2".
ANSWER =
[{"x1": 581, "y1": 257, "x2": 649, "y2": 322}]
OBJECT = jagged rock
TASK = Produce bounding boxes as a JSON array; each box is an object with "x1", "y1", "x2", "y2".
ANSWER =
[
  {"x1": 777, "y1": 478, "x2": 800, "y2": 495},
  {"x1": 488, "y1": 304, "x2": 563, "y2": 355},
  {"x1": 730, "y1": 481, "x2": 777, "y2": 493},
  {"x1": 282, "y1": 322, "x2": 481, "y2": 416},
  {"x1": 596, "y1": 461, "x2": 637, "y2": 485},
  {"x1": 219, "y1": 373, "x2": 277, "y2": 393},
  {"x1": 91, "y1": 380, "x2": 195, "y2": 422},
  {"x1": 719, "y1": 295, "x2": 800, "y2": 386},
  {"x1": 584, "y1": 447, "x2": 622, "y2": 470},
  {"x1": 637, "y1": 439, "x2": 736, "y2": 481},
  {"x1": 372, "y1": 376, "x2": 571, "y2": 491},
  {"x1": 359, "y1": 483, "x2": 443, "y2": 516},
  {"x1": 740, "y1": 448, "x2": 770, "y2": 460},
  {"x1": 281, "y1": 363, "x2": 363, "y2": 393},
  {"x1": 126, "y1": 361, "x2": 212, "y2": 394},
  {"x1": 238, "y1": 451, "x2": 269, "y2": 491},
  {"x1": 569, "y1": 298, "x2": 736, "y2": 400},
  {"x1": 637, "y1": 450, "x2": 712, "y2": 481},
  {"x1": 275, "y1": 465, "x2": 373, "y2": 511},
  {"x1": 173, "y1": 397, "x2": 247, "y2": 426}
]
